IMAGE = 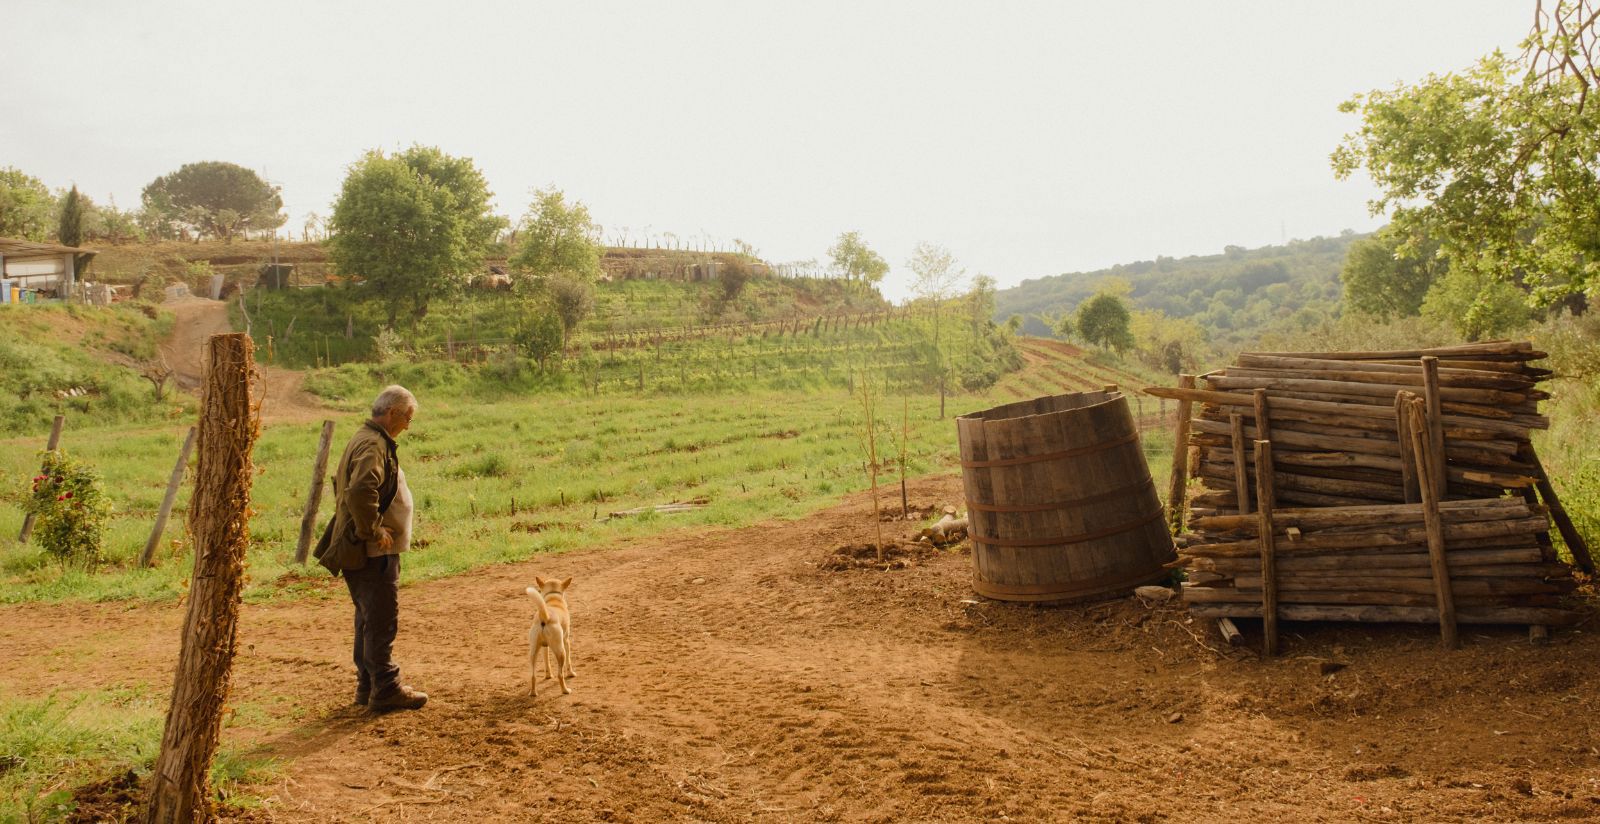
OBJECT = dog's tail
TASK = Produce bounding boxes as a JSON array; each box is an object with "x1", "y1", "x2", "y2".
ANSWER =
[{"x1": 526, "y1": 587, "x2": 552, "y2": 624}]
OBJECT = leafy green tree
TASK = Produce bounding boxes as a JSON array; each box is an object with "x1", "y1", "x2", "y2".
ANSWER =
[
  {"x1": 0, "y1": 167, "x2": 56, "y2": 240},
  {"x1": 329, "y1": 148, "x2": 498, "y2": 326},
  {"x1": 547, "y1": 275, "x2": 595, "y2": 345},
  {"x1": 828, "y1": 231, "x2": 890, "y2": 286},
  {"x1": 1333, "y1": 8, "x2": 1600, "y2": 305},
  {"x1": 1421, "y1": 267, "x2": 1534, "y2": 340},
  {"x1": 510, "y1": 187, "x2": 602, "y2": 284},
  {"x1": 140, "y1": 161, "x2": 285, "y2": 241},
  {"x1": 396, "y1": 146, "x2": 505, "y2": 253},
  {"x1": 1340, "y1": 226, "x2": 1444, "y2": 318},
  {"x1": 1075, "y1": 291, "x2": 1135, "y2": 353},
  {"x1": 517, "y1": 309, "x2": 565, "y2": 371}
]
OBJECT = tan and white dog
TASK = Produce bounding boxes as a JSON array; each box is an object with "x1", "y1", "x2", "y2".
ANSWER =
[{"x1": 526, "y1": 576, "x2": 576, "y2": 697}]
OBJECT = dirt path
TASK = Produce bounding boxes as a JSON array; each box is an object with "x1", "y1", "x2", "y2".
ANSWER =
[
  {"x1": 4, "y1": 474, "x2": 1599, "y2": 822},
  {"x1": 159, "y1": 297, "x2": 329, "y2": 424}
]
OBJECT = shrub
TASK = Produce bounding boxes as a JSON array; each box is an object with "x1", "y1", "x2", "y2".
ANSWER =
[{"x1": 22, "y1": 450, "x2": 111, "y2": 567}]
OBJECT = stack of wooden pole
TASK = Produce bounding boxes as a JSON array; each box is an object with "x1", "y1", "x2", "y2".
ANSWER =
[{"x1": 1144, "y1": 341, "x2": 1591, "y2": 652}]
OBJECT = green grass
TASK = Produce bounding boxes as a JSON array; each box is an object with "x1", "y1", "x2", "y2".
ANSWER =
[
  {"x1": 0, "y1": 303, "x2": 182, "y2": 437},
  {"x1": 0, "y1": 686, "x2": 282, "y2": 823}
]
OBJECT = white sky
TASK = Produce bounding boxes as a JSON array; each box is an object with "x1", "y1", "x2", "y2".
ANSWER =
[{"x1": 2, "y1": 1, "x2": 1530, "y2": 301}]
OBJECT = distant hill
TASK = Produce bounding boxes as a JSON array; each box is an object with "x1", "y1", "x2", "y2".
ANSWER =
[{"x1": 995, "y1": 233, "x2": 1362, "y2": 343}]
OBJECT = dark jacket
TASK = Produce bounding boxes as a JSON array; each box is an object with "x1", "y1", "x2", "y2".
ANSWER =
[{"x1": 314, "y1": 421, "x2": 399, "y2": 575}]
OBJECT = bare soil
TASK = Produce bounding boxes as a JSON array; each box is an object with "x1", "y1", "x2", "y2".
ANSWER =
[
  {"x1": 6, "y1": 474, "x2": 1600, "y2": 822},
  {"x1": 159, "y1": 296, "x2": 328, "y2": 423}
]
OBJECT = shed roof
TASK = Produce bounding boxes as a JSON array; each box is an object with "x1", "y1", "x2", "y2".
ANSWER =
[{"x1": 0, "y1": 237, "x2": 98, "y2": 259}]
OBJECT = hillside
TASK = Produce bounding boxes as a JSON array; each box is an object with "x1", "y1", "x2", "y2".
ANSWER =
[{"x1": 995, "y1": 233, "x2": 1361, "y2": 344}]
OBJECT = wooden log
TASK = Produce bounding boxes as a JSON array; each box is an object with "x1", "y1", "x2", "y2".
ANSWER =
[
  {"x1": 1145, "y1": 385, "x2": 1540, "y2": 438},
  {"x1": 1408, "y1": 395, "x2": 1458, "y2": 649},
  {"x1": 1219, "y1": 575, "x2": 1571, "y2": 597},
  {"x1": 145, "y1": 333, "x2": 259, "y2": 823},
  {"x1": 1193, "y1": 487, "x2": 1393, "y2": 509},
  {"x1": 1184, "y1": 603, "x2": 1580, "y2": 626},
  {"x1": 1181, "y1": 517, "x2": 1552, "y2": 557},
  {"x1": 1233, "y1": 354, "x2": 1539, "y2": 389},
  {"x1": 1188, "y1": 426, "x2": 1530, "y2": 469},
  {"x1": 1254, "y1": 439, "x2": 1279, "y2": 656},
  {"x1": 1523, "y1": 443, "x2": 1596, "y2": 575},
  {"x1": 1198, "y1": 402, "x2": 1515, "y2": 442},
  {"x1": 1191, "y1": 497, "x2": 1529, "y2": 532},
  {"x1": 140, "y1": 426, "x2": 197, "y2": 568},
  {"x1": 1241, "y1": 341, "x2": 1538, "y2": 361},
  {"x1": 1223, "y1": 364, "x2": 1537, "y2": 393},
  {"x1": 1182, "y1": 586, "x2": 1552, "y2": 607},
  {"x1": 1204, "y1": 374, "x2": 1530, "y2": 407},
  {"x1": 1394, "y1": 391, "x2": 1420, "y2": 504},
  {"x1": 1188, "y1": 548, "x2": 1550, "y2": 573},
  {"x1": 1165, "y1": 374, "x2": 1197, "y2": 533},
  {"x1": 1199, "y1": 459, "x2": 1407, "y2": 502},
  {"x1": 1217, "y1": 617, "x2": 1244, "y2": 647},
  {"x1": 1229, "y1": 412, "x2": 1249, "y2": 515},
  {"x1": 1190, "y1": 381, "x2": 1545, "y2": 425},
  {"x1": 18, "y1": 414, "x2": 66, "y2": 543},
  {"x1": 1420, "y1": 358, "x2": 1447, "y2": 498},
  {"x1": 294, "y1": 420, "x2": 337, "y2": 565}
]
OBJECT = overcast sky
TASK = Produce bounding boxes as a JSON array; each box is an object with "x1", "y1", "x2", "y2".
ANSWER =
[{"x1": 2, "y1": 1, "x2": 1530, "y2": 301}]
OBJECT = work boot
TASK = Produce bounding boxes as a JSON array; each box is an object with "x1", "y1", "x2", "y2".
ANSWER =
[
  {"x1": 355, "y1": 684, "x2": 371, "y2": 706},
  {"x1": 369, "y1": 685, "x2": 428, "y2": 712}
]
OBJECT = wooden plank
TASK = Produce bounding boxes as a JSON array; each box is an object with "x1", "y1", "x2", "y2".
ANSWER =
[{"x1": 1408, "y1": 396, "x2": 1459, "y2": 649}]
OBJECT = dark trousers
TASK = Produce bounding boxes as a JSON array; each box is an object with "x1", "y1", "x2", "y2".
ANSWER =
[{"x1": 345, "y1": 553, "x2": 401, "y2": 696}]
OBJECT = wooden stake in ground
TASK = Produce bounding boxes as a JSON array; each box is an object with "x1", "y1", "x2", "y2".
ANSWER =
[
  {"x1": 144, "y1": 333, "x2": 260, "y2": 824},
  {"x1": 1165, "y1": 374, "x2": 1197, "y2": 533},
  {"x1": 17, "y1": 414, "x2": 65, "y2": 543},
  {"x1": 140, "y1": 426, "x2": 197, "y2": 567},
  {"x1": 1407, "y1": 397, "x2": 1459, "y2": 649},
  {"x1": 1253, "y1": 439, "x2": 1280, "y2": 657},
  {"x1": 1420, "y1": 356, "x2": 1447, "y2": 497},
  {"x1": 294, "y1": 420, "x2": 337, "y2": 564}
]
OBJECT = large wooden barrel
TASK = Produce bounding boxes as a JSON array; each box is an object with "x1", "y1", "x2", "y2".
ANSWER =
[{"x1": 957, "y1": 390, "x2": 1174, "y2": 603}]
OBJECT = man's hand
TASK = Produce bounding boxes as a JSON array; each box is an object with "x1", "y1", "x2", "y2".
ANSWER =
[{"x1": 376, "y1": 526, "x2": 394, "y2": 552}]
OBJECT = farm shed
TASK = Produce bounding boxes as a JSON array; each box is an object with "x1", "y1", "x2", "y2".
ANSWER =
[{"x1": 0, "y1": 237, "x2": 95, "y2": 302}]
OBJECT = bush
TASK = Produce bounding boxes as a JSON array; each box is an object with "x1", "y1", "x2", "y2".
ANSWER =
[{"x1": 22, "y1": 450, "x2": 111, "y2": 567}]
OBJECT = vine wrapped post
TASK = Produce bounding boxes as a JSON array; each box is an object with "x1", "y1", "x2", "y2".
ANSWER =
[
  {"x1": 144, "y1": 333, "x2": 259, "y2": 823},
  {"x1": 294, "y1": 420, "x2": 337, "y2": 564},
  {"x1": 1253, "y1": 439, "x2": 1280, "y2": 657},
  {"x1": 140, "y1": 426, "x2": 198, "y2": 567},
  {"x1": 1406, "y1": 396, "x2": 1459, "y2": 649},
  {"x1": 1164, "y1": 374, "x2": 1197, "y2": 533},
  {"x1": 17, "y1": 414, "x2": 66, "y2": 543}
]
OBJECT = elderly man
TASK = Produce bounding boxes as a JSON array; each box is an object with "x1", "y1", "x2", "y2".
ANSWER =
[{"x1": 314, "y1": 384, "x2": 427, "y2": 712}]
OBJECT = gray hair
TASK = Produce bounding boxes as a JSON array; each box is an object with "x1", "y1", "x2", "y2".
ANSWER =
[{"x1": 371, "y1": 385, "x2": 417, "y2": 418}]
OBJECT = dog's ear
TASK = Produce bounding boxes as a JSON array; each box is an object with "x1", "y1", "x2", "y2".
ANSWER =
[
  {"x1": 534, "y1": 576, "x2": 545, "y2": 588},
  {"x1": 559, "y1": 577, "x2": 573, "y2": 591}
]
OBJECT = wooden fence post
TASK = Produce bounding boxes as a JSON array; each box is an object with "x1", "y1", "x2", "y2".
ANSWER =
[
  {"x1": 144, "y1": 333, "x2": 259, "y2": 823},
  {"x1": 140, "y1": 426, "x2": 197, "y2": 567},
  {"x1": 1407, "y1": 396, "x2": 1459, "y2": 649},
  {"x1": 1165, "y1": 375, "x2": 1196, "y2": 534},
  {"x1": 18, "y1": 415, "x2": 66, "y2": 543},
  {"x1": 1254, "y1": 439, "x2": 1280, "y2": 657},
  {"x1": 294, "y1": 420, "x2": 337, "y2": 564}
]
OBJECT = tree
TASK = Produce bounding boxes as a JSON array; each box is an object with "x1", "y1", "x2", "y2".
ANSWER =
[
  {"x1": 329, "y1": 148, "x2": 498, "y2": 326},
  {"x1": 547, "y1": 276, "x2": 595, "y2": 345},
  {"x1": 908, "y1": 242, "x2": 965, "y2": 348},
  {"x1": 1339, "y1": 226, "x2": 1445, "y2": 318},
  {"x1": 828, "y1": 231, "x2": 889, "y2": 286},
  {"x1": 141, "y1": 161, "x2": 284, "y2": 241},
  {"x1": 1421, "y1": 267, "x2": 1534, "y2": 340},
  {"x1": 1075, "y1": 291, "x2": 1135, "y2": 353},
  {"x1": 510, "y1": 187, "x2": 602, "y2": 284},
  {"x1": 58, "y1": 185, "x2": 86, "y2": 247},
  {"x1": 517, "y1": 310, "x2": 565, "y2": 371},
  {"x1": 1333, "y1": 7, "x2": 1600, "y2": 305},
  {"x1": 0, "y1": 167, "x2": 55, "y2": 240},
  {"x1": 395, "y1": 146, "x2": 505, "y2": 253}
]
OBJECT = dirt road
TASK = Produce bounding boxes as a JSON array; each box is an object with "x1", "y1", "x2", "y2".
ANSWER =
[
  {"x1": 159, "y1": 296, "x2": 328, "y2": 423},
  {"x1": 4, "y1": 473, "x2": 1599, "y2": 822}
]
